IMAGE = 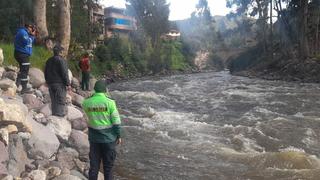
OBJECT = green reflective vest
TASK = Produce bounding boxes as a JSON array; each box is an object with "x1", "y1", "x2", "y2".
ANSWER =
[{"x1": 82, "y1": 93, "x2": 121, "y2": 143}]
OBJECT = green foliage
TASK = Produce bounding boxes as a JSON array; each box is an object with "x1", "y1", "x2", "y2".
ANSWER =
[{"x1": 0, "y1": 43, "x2": 52, "y2": 69}]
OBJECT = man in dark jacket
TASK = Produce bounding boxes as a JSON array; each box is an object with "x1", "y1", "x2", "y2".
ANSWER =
[
  {"x1": 14, "y1": 23, "x2": 36, "y2": 93},
  {"x1": 44, "y1": 44, "x2": 70, "y2": 117}
]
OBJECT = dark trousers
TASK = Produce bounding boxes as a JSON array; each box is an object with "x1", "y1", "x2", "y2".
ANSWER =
[
  {"x1": 14, "y1": 51, "x2": 30, "y2": 89},
  {"x1": 81, "y1": 71, "x2": 90, "y2": 91},
  {"x1": 48, "y1": 83, "x2": 67, "y2": 117},
  {"x1": 89, "y1": 142, "x2": 116, "y2": 180}
]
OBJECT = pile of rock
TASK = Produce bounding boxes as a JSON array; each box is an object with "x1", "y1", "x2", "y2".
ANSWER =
[{"x1": 0, "y1": 50, "x2": 101, "y2": 180}]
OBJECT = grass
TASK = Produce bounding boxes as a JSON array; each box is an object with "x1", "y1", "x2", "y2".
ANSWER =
[{"x1": 0, "y1": 43, "x2": 52, "y2": 70}]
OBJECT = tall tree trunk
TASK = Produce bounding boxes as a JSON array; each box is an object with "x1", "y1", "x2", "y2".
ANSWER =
[
  {"x1": 58, "y1": 0, "x2": 71, "y2": 57},
  {"x1": 33, "y1": 0, "x2": 49, "y2": 46},
  {"x1": 270, "y1": 0, "x2": 273, "y2": 59},
  {"x1": 299, "y1": 0, "x2": 310, "y2": 58}
]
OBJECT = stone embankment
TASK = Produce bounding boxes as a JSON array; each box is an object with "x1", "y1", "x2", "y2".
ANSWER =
[{"x1": 0, "y1": 48, "x2": 104, "y2": 180}]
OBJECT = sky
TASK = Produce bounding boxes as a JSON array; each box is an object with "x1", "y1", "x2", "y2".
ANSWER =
[{"x1": 100, "y1": 0, "x2": 232, "y2": 20}]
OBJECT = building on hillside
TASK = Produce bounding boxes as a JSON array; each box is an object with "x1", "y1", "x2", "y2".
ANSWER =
[
  {"x1": 90, "y1": 4, "x2": 105, "y2": 43},
  {"x1": 161, "y1": 30, "x2": 181, "y2": 41},
  {"x1": 104, "y1": 7, "x2": 137, "y2": 38}
]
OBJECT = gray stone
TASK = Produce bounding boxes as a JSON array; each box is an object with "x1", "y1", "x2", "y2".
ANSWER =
[
  {"x1": 57, "y1": 147, "x2": 79, "y2": 170},
  {"x1": 29, "y1": 68, "x2": 45, "y2": 88},
  {"x1": 70, "y1": 92, "x2": 84, "y2": 107},
  {"x1": 34, "y1": 90, "x2": 43, "y2": 98},
  {"x1": 47, "y1": 116, "x2": 72, "y2": 141},
  {"x1": 0, "y1": 97, "x2": 31, "y2": 132},
  {"x1": 45, "y1": 166, "x2": 62, "y2": 180},
  {"x1": 0, "y1": 78, "x2": 16, "y2": 91},
  {"x1": 4, "y1": 66, "x2": 18, "y2": 72},
  {"x1": 39, "y1": 85, "x2": 49, "y2": 95},
  {"x1": 0, "y1": 141, "x2": 8, "y2": 177},
  {"x1": 2, "y1": 71, "x2": 17, "y2": 81},
  {"x1": 1, "y1": 175, "x2": 13, "y2": 180},
  {"x1": 89, "y1": 78, "x2": 97, "y2": 91},
  {"x1": 69, "y1": 130, "x2": 89, "y2": 160},
  {"x1": 39, "y1": 104, "x2": 52, "y2": 117},
  {"x1": 23, "y1": 94, "x2": 44, "y2": 110},
  {"x1": 70, "y1": 170, "x2": 87, "y2": 180},
  {"x1": 27, "y1": 170, "x2": 46, "y2": 180},
  {"x1": 7, "y1": 134, "x2": 31, "y2": 177},
  {"x1": 71, "y1": 118, "x2": 87, "y2": 131},
  {"x1": 18, "y1": 132, "x2": 31, "y2": 140},
  {"x1": 27, "y1": 117, "x2": 60, "y2": 159},
  {"x1": 67, "y1": 106, "x2": 83, "y2": 121},
  {"x1": 53, "y1": 174, "x2": 82, "y2": 180},
  {"x1": 0, "y1": 128, "x2": 9, "y2": 146},
  {"x1": 71, "y1": 78, "x2": 80, "y2": 89}
]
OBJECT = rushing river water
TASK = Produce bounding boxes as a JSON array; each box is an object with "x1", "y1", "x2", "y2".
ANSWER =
[{"x1": 108, "y1": 71, "x2": 320, "y2": 180}]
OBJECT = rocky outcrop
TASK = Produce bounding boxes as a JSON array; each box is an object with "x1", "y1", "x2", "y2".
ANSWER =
[
  {"x1": 29, "y1": 68, "x2": 46, "y2": 88},
  {"x1": 67, "y1": 106, "x2": 83, "y2": 121},
  {"x1": 47, "y1": 116, "x2": 72, "y2": 141},
  {"x1": 0, "y1": 141, "x2": 8, "y2": 177}
]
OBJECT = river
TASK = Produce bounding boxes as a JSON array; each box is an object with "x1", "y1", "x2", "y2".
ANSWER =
[{"x1": 108, "y1": 71, "x2": 320, "y2": 180}]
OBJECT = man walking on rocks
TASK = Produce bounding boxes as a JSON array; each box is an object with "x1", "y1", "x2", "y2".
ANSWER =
[
  {"x1": 14, "y1": 22, "x2": 36, "y2": 93},
  {"x1": 44, "y1": 44, "x2": 70, "y2": 117},
  {"x1": 82, "y1": 80, "x2": 122, "y2": 180}
]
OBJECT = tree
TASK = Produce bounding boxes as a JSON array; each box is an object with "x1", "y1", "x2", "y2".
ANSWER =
[
  {"x1": 126, "y1": 0, "x2": 170, "y2": 47},
  {"x1": 57, "y1": 0, "x2": 71, "y2": 57},
  {"x1": 33, "y1": 0, "x2": 49, "y2": 42}
]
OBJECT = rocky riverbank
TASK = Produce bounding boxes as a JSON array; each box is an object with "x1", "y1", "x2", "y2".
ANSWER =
[{"x1": 0, "y1": 53, "x2": 106, "y2": 179}]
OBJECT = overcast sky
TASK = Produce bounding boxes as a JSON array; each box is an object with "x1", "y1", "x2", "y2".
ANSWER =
[{"x1": 100, "y1": 0, "x2": 232, "y2": 20}]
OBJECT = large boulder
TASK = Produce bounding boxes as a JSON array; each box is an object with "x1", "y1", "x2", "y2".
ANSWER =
[
  {"x1": 0, "y1": 97, "x2": 31, "y2": 132},
  {"x1": 23, "y1": 94, "x2": 44, "y2": 110},
  {"x1": 7, "y1": 134, "x2": 31, "y2": 177},
  {"x1": 70, "y1": 92, "x2": 84, "y2": 107},
  {"x1": 27, "y1": 170, "x2": 46, "y2": 180},
  {"x1": 0, "y1": 78, "x2": 16, "y2": 91},
  {"x1": 40, "y1": 104, "x2": 52, "y2": 117},
  {"x1": 0, "y1": 141, "x2": 8, "y2": 177},
  {"x1": 69, "y1": 130, "x2": 89, "y2": 159},
  {"x1": 57, "y1": 147, "x2": 79, "y2": 170},
  {"x1": 29, "y1": 68, "x2": 45, "y2": 88},
  {"x1": 53, "y1": 174, "x2": 82, "y2": 180},
  {"x1": 71, "y1": 117, "x2": 87, "y2": 131},
  {"x1": 0, "y1": 48, "x2": 3, "y2": 66},
  {"x1": 47, "y1": 116, "x2": 72, "y2": 141},
  {"x1": 27, "y1": 117, "x2": 60, "y2": 159},
  {"x1": 2, "y1": 71, "x2": 17, "y2": 81},
  {"x1": 67, "y1": 106, "x2": 83, "y2": 121}
]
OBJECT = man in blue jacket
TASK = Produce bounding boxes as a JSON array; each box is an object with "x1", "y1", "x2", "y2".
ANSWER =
[{"x1": 14, "y1": 23, "x2": 36, "y2": 93}]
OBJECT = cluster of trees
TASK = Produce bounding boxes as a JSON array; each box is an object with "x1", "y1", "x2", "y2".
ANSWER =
[
  {"x1": 0, "y1": 0, "x2": 102, "y2": 57},
  {"x1": 227, "y1": 0, "x2": 320, "y2": 59}
]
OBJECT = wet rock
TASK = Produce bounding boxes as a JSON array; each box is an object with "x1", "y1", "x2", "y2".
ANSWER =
[
  {"x1": 2, "y1": 71, "x2": 17, "y2": 81},
  {"x1": 27, "y1": 117, "x2": 60, "y2": 159},
  {"x1": 71, "y1": 118, "x2": 87, "y2": 131},
  {"x1": 47, "y1": 116, "x2": 72, "y2": 141},
  {"x1": 53, "y1": 174, "x2": 82, "y2": 180},
  {"x1": 0, "y1": 97, "x2": 31, "y2": 132},
  {"x1": 0, "y1": 78, "x2": 16, "y2": 91},
  {"x1": 7, "y1": 134, "x2": 31, "y2": 177},
  {"x1": 29, "y1": 68, "x2": 45, "y2": 88},
  {"x1": 67, "y1": 106, "x2": 83, "y2": 121},
  {"x1": 57, "y1": 147, "x2": 79, "y2": 170},
  {"x1": 0, "y1": 141, "x2": 8, "y2": 177},
  {"x1": 69, "y1": 130, "x2": 89, "y2": 160},
  {"x1": 22, "y1": 94, "x2": 44, "y2": 110},
  {"x1": 39, "y1": 104, "x2": 52, "y2": 117},
  {"x1": 27, "y1": 170, "x2": 46, "y2": 180}
]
